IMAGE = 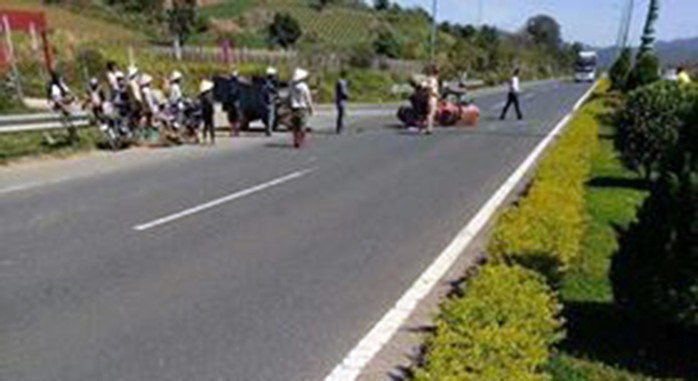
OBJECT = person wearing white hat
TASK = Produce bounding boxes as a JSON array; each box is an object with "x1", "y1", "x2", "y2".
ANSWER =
[
  {"x1": 289, "y1": 68, "x2": 313, "y2": 148},
  {"x1": 199, "y1": 79, "x2": 216, "y2": 144},
  {"x1": 169, "y1": 70, "x2": 184, "y2": 106},
  {"x1": 126, "y1": 65, "x2": 143, "y2": 122},
  {"x1": 261, "y1": 67, "x2": 279, "y2": 137},
  {"x1": 139, "y1": 74, "x2": 160, "y2": 128}
]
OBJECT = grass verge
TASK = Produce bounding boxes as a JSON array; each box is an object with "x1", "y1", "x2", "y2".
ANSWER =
[
  {"x1": 0, "y1": 127, "x2": 102, "y2": 165},
  {"x1": 549, "y1": 91, "x2": 686, "y2": 380}
]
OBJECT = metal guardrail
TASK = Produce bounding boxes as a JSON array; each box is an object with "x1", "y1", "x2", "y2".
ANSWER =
[{"x1": 0, "y1": 112, "x2": 90, "y2": 134}]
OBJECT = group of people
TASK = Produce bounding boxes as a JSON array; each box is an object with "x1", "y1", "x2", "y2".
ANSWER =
[
  {"x1": 46, "y1": 60, "x2": 329, "y2": 148},
  {"x1": 408, "y1": 65, "x2": 523, "y2": 132}
]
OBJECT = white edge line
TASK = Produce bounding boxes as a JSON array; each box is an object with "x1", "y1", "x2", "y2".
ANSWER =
[
  {"x1": 133, "y1": 168, "x2": 315, "y2": 231},
  {"x1": 323, "y1": 82, "x2": 598, "y2": 381},
  {"x1": 0, "y1": 182, "x2": 39, "y2": 195}
]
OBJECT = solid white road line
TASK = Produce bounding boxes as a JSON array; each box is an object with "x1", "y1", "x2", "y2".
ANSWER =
[
  {"x1": 0, "y1": 177, "x2": 70, "y2": 196},
  {"x1": 133, "y1": 168, "x2": 315, "y2": 232},
  {"x1": 323, "y1": 82, "x2": 598, "y2": 381},
  {"x1": 0, "y1": 182, "x2": 40, "y2": 195}
]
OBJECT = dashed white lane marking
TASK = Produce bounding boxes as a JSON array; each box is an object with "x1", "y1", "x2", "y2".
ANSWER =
[
  {"x1": 323, "y1": 82, "x2": 598, "y2": 381},
  {"x1": 133, "y1": 168, "x2": 315, "y2": 231},
  {"x1": 523, "y1": 92, "x2": 536, "y2": 100}
]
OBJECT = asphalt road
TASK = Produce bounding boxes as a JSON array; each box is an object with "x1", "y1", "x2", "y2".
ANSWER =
[{"x1": 0, "y1": 80, "x2": 592, "y2": 381}]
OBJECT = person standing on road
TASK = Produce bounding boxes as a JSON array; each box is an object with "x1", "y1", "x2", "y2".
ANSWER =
[
  {"x1": 500, "y1": 68, "x2": 523, "y2": 120},
  {"x1": 290, "y1": 68, "x2": 313, "y2": 148},
  {"x1": 139, "y1": 74, "x2": 160, "y2": 128},
  {"x1": 127, "y1": 65, "x2": 144, "y2": 127},
  {"x1": 424, "y1": 65, "x2": 440, "y2": 135},
  {"x1": 112, "y1": 71, "x2": 132, "y2": 121},
  {"x1": 199, "y1": 79, "x2": 216, "y2": 145},
  {"x1": 168, "y1": 70, "x2": 184, "y2": 107},
  {"x1": 261, "y1": 67, "x2": 278, "y2": 137},
  {"x1": 335, "y1": 70, "x2": 350, "y2": 134},
  {"x1": 224, "y1": 70, "x2": 242, "y2": 136}
]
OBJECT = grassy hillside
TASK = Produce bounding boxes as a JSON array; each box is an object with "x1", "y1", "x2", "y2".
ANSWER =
[
  {"x1": 0, "y1": 0, "x2": 147, "y2": 43},
  {"x1": 201, "y1": 0, "x2": 380, "y2": 48}
]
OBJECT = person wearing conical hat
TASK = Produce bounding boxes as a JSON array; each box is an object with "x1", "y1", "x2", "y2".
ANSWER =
[
  {"x1": 289, "y1": 68, "x2": 313, "y2": 148},
  {"x1": 139, "y1": 73, "x2": 159, "y2": 128},
  {"x1": 199, "y1": 79, "x2": 216, "y2": 145},
  {"x1": 169, "y1": 70, "x2": 184, "y2": 107}
]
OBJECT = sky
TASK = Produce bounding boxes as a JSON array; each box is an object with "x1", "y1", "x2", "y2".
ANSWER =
[{"x1": 395, "y1": 0, "x2": 698, "y2": 47}]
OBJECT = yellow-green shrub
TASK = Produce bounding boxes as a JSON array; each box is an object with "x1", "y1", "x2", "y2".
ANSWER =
[
  {"x1": 488, "y1": 99, "x2": 601, "y2": 281},
  {"x1": 414, "y1": 264, "x2": 563, "y2": 381}
]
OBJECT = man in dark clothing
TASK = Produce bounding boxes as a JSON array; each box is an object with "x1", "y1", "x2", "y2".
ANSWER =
[
  {"x1": 261, "y1": 67, "x2": 278, "y2": 137},
  {"x1": 199, "y1": 80, "x2": 216, "y2": 145},
  {"x1": 335, "y1": 71, "x2": 350, "y2": 134},
  {"x1": 500, "y1": 68, "x2": 523, "y2": 120},
  {"x1": 224, "y1": 71, "x2": 241, "y2": 136}
]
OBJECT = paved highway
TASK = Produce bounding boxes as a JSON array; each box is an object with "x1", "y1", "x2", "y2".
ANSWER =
[{"x1": 0, "y1": 80, "x2": 592, "y2": 381}]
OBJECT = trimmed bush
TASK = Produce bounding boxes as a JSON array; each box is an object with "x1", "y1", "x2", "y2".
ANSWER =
[
  {"x1": 415, "y1": 264, "x2": 563, "y2": 381},
  {"x1": 488, "y1": 97, "x2": 601, "y2": 281},
  {"x1": 611, "y1": 173, "x2": 698, "y2": 331},
  {"x1": 626, "y1": 53, "x2": 660, "y2": 91},
  {"x1": 609, "y1": 48, "x2": 632, "y2": 91},
  {"x1": 614, "y1": 81, "x2": 693, "y2": 178}
]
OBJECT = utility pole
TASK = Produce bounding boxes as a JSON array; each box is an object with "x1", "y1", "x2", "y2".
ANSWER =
[
  {"x1": 615, "y1": 0, "x2": 634, "y2": 56},
  {"x1": 478, "y1": 0, "x2": 483, "y2": 26},
  {"x1": 430, "y1": 0, "x2": 438, "y2": 64}
]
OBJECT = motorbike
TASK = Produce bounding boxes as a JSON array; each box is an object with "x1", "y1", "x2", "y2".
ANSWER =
[{"x1": 99, "y1": 101, "x2": 133, "y2": 151}]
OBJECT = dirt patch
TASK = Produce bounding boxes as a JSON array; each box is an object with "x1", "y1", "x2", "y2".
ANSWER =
[{"x1": 209, "y1": 18, "x2": 243, "y2": 34}]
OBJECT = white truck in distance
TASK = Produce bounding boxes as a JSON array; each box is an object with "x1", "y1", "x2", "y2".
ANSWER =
[{"x1": 575, "y1": 51, "x2": 598, "y2": 82}]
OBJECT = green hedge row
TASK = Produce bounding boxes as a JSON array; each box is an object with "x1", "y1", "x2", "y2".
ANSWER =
[
  {"x1": 414, "y1": 83, "x2": 606, "y2": 380},
  {"x1": 415, "y1": 264, "x2": 563, "y2": 381},
  {"x1": 488, "y1": 95, "x2": 602, "y2": 282}
]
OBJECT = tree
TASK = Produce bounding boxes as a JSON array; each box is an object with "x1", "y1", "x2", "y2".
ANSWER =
[
  {"x1": 312, "y1": 0, "x2": 335, "y2": 11},
  {"x1": 167, "y1": 0, "x2": 197, "y2": 46},
  {"x1": 638, "y1": 0, "x2": 660, "y2": 57},
  {"x1": 105, "y1": 0, "x2": 162, "y2": 13},
  {"x1": 526, "y1": 14, "x2": 561, "y2": 51},
  {"x1": 268, "y1": 13, "x2": 303, "y2": 49},
  {"x1": 626, "y1": 52, "x2": 661, "y2": 91},
  {"x1": 374, "y1": 0, "x2": 390, "y2": 11},
  {"x1": 611, "y1": 172, "x2": 698, "y2": 331},
  {"x1": 614, "y1": 81, "x2": 686, "y2": 177},
  {"x1": 610, "y1": 48, "x2": 633, "y2": 90},
  {"x1": 373, "y1": 28, "x2": 402, "y2": 58}
]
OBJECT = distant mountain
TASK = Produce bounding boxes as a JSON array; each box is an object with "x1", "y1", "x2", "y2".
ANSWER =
[{"x1": 597, "y1": 37, "x2": 698, "y2": 68}]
